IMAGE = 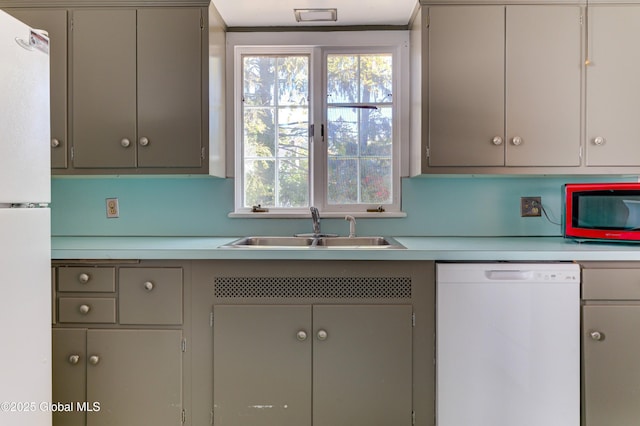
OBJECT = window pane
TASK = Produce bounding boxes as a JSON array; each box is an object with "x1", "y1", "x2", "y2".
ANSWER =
[
  {"x1": 244, "y1": 159, "x2": 275, "y2": 207},
  {"x1": 242, "y1": 54, "x2": 310, "y2": 208},
  {"x1": 278, "y1": 158, "x2": 309, "y2": 207},
  {"x1": 327, "y1": 55, "x2": 358, "y2": 103},
  {"x1": 361, "y1": 159, "x2": 392, "y2": 204},
  {"x1": 362, "y1": 106, "x2": 392, "y2": 157},
  {"x1": 243, "y1": 107, "x2": 275, "y2": 157},
  {"x1": 359, "y1": 54, "x2": 393, "y2": 103},
  {"x1": 327, "y1": 107, "x2": 358, "y2": 156},
  {"x1": 243, "y1": 56, "x2": 275, "y2": 106},
  {"x1": 277, "y1": 57, "x2": 309, "y2": 106},
  {"x1": 328, "y1": 158, "x2": 358, "y2": 204}
]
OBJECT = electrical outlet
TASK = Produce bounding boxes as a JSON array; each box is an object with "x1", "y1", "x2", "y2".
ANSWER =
[
  {"x1": 521, "y1": 196, "x2": 542, "y2": 217},
  {"x1": 106, "y1": 198, "x2": 119, "y2": 218}
]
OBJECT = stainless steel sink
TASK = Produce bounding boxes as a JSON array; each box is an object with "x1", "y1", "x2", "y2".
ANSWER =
[{"x1": 222, "y1": 236, "x2": 405, "y2": 249}]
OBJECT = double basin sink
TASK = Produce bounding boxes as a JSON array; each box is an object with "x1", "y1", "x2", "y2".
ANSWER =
[{"x1": 223, "y1": 236, "x2": 405, "y2": 249}]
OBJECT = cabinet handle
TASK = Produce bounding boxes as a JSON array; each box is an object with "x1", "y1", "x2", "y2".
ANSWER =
[
  {"x1": 491, "y1": 136, "x2": 503, "y2": 146},
  {"x1": 78, "y1": 273, "x2": 90, "y2": 284},
  {"x1": 68, "y1": 354, "x2": 81, "y2": 365},
  {"x1": 590, "y1": 331, "x2": 603, "y2": 341},
  {"x1": 511, "y1": 136, "x2": 523, "y2": 146},
  {"x1": 120, "y1": 138, "x2": 131, "y2": 148},
  {"x1": 144, "y1": 281, "x2": 154, "y2": 291},
  {"x1": 317, "y1": 329, "x2": 328, "y2": 341},
  {"x1": 593, "y1": 136, "x2": 606, "y2": 146},
  {"x1": 79, "y1": 304, "x2": 91, "y2": 315},
  {"x1": 51, "y1": 138, "x2": 61, "y2": 148},
  {"x1": 296, "y1": 330, "x2": 308, "y2": 341},
  {"x1": 139, "y1": 137, "x2": 150, "y2": 147},
  {"x1": 88, "y1": 355, "x2": 100, "y2": 365}
]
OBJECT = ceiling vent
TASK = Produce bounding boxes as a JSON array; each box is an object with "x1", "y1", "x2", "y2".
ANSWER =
[{"x1": 293, "y1": 8, "x2": 338, "y2": 22}]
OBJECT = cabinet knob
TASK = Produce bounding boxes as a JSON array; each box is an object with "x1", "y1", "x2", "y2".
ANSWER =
[
  {"x1": 51, "y1": 138, "x2": 61, "y2": 148},
  {"x1": 144, "y1": 281, "x2": 154, "y2": 291},
  {"x1": 317, "y1": 329, "x2": 328, "y2": 341},
  {"x1": 79, "y1": 304, "x2": 91, "y2": 315},
  {"x1": 78, "y1": 273, "x2": 90, "y2": 284},
  {"x1": 68, "y1": 354, "x2": 80, "y2": 365},
  {"x1": 139, "y1": 137, "x2": 150, "y2": 147},
  {"x1": 88, "y1": 355, "x2": 100, "y2": 365},
  {"x1": 593, "y1": 136, "x2": 606, "y2": 146},
  {"x1": 590, "y1": 331, "x2": 603, "y2": 341},
  {"x1": 296, "y1": 330, "x2": 308, "y2": 341},
  {"x1": 120, "y1": 138, "x2": 131, "y2": 148},
  {"x1": 511, "y1": 136, "x2": 523, "y2": 146},
  {"x1": 491, "y1": 136, "x2": 503, "y2": 146}
]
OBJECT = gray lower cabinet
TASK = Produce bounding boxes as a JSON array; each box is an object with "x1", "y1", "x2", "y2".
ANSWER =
[
  {"x1": 423, "y1": 5, "x2": 581, "y2": 171},
  {"x1": 52, "y1": 328, "x2": 183, "y2": 426},
  {"x1": 581, "y1": 263, "x2": 640, "y2": 426},
  {"x1": 2, "y1": 7, "x2": 68, "y2": 169},
  {"x1": 70, "y1": 7, "x2": 205, "y2": 171},
  {"x1": 213, "y1": 304, "x2": 413, "y2": 426},
  {"x1": 52, "y1": 262, "x2": 186, "y2": 426}
]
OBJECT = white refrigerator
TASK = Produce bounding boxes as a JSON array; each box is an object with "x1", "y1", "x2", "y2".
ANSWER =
[{"x1": 0, "y1": 10, "x2": 52, "y2": 426}]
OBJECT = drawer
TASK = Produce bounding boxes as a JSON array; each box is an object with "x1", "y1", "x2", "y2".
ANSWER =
[
  {"x1": 58, "y1": 267, "x2": 115, "y2": 292},
  {"x1": 119, "y1": 268, "x2": 183, "y2": 325},
  {"x1": 583, "y1": 268, "x2": 640, "y2": 300},
  {"x1": 58, "y1": 298, "x2": 116, "y2": 323}
]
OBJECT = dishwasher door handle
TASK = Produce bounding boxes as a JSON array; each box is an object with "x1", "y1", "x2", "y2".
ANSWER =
[{"x1": 484, "y1": 270, "x2": 533, "y2": 281}]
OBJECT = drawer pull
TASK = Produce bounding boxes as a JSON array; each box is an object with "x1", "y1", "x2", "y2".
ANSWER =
[
  {"x1": 79, "y1": 304, "x2": 91, "y2": 315},
  {"x1": 317, "y1": 329, "x2": 328, "y2": 341},
  {"x1": 78, "y1": 273, "x2": 90, "y2": 284},
  {"x1": 88, "y1": 355, "x2": 100, "y2": 365},
  {"x1": 68, "y1": 355, "x2": 81, "y2": 365},
  {"x1": 296, "y1": 330, "x2": 308, "y2": 341},
  {"x1": 144, "y1": 281, "x2": 154, "y2": 291}
]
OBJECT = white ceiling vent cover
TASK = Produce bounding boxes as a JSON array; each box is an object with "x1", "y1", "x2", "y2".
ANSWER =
[{"x1": 294, "y1": 8, "x2": 338, "y2": 22}]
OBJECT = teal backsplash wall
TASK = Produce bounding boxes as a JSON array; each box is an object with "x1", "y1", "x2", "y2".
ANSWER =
[{"x1": 51, "y1": 175, "x2": 636, "y2": 237}]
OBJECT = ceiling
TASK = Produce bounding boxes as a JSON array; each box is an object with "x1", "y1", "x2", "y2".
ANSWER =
[{"x1": 211, "y1": 0, "x2": 418, "y2": 28}]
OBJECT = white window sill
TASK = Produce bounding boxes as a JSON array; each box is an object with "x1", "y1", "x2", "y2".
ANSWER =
[{"x1": 228, "y1": 211, "x2": 407, "y2": 219}]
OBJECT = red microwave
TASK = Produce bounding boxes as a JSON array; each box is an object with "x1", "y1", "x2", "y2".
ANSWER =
[{"x1": 564, "y1": 182, "x2": 640, "y2": 242}]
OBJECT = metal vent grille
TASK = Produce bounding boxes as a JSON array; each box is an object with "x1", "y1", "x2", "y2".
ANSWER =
[{"x1": 214, "y1": 276, "x2": 412, "y2": 299}]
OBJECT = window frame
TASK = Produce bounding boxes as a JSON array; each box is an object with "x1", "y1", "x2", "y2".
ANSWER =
[{"x1": 228, "y1": 31, "x2": 409, "y2": 217}]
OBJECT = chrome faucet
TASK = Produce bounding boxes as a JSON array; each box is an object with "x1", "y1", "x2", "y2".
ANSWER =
[
  {"x1": 310, "y1": 206, "x2": 321, "y2": 235},
  {"x1": 345, "y1": 215, "x2": 356, "y2": 238}
]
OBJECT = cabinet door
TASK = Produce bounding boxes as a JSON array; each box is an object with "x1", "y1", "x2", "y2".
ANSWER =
[
  {"x1": 86, "y1": 329, "x2": 182, "y2": 426},
  {"x1": 313, "y1": 305, "x2": 413, "y2": 426},
  {"x1": 71, "y1": 9, "x2": 136, "y2": 168},
  {"x1": 583, "y1": 305, "x2": 640, "y2": 426},
  {"x1": 53, "y1": 329, "x2": 87, "y2": 426},
  {"x1": 428, "y1": 6, "x2": 505, "y2": 167},
  {"x1": 213, "y1": 305, "x2": 312, "y2": 426},
  {"x1": 586, "y1": 6, "x2": 640, "y2": 166},
  {"x1": 5, "y1": 8, "x2": 68, "y2": 169},
  {"x1": 119, "y1": 267, "x2": 183, "y2": 325},
  {"x1": 137, "y1": 8, "x2": 203, "y2": 168},
  {"x1": 505, "y1": 6, "x2": 581, "y2": 166}
]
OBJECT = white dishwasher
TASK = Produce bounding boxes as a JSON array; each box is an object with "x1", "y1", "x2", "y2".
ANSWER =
[{"x1": 436, "y1": 263, "x2": 580, "y2": 426}]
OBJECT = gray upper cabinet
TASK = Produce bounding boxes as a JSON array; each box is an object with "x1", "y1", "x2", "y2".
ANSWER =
[
  {"x1": 71, "y1": 7, "x2": 205, "y2": 172},
  {"x1": 585, "y1": 6, "x2": 640, "y2": 167},
  {"x1": 423, "y1": 5, "x2": 582, "y2": 172},
  {"x1": 3, "y1": 8, "x2": 68, "y2": 169},
  {"x1": 427, "y1": 6, "x2": 505, "y2": 167}
]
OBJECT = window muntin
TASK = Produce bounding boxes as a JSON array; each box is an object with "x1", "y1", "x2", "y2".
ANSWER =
[
  {"x1": 326, "y1": 53, "x2": 393, "y2": 205},
  {"x1": 233, "y1": 37, "x2": 404, "y2": 216}
]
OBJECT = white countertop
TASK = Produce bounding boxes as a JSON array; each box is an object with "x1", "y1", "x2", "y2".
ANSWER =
[{"x1": 50, "y1": 236, "x2": 640, "y2": 261}]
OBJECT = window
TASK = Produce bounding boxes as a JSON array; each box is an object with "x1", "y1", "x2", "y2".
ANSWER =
[{"x1": 231, "y1": 32, "x2": 408, "y2": 216}]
